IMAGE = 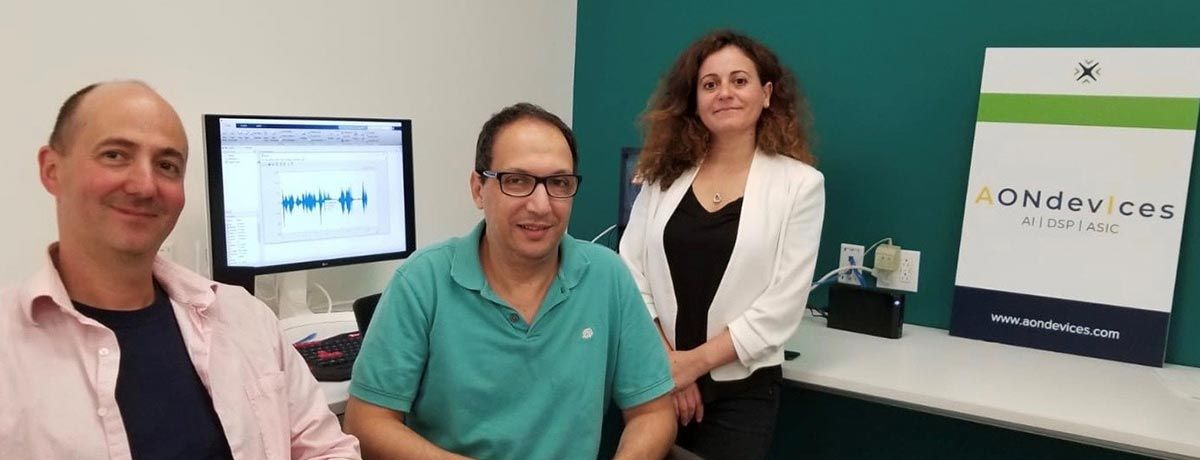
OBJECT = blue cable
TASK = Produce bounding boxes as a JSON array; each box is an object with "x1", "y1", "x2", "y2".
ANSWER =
[{"x1": 848, "y1": 255, "x2": 868, "y2": 286}]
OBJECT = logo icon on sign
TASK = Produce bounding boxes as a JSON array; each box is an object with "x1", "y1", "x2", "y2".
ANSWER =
[{"x1": 1074, "y1": 60, "x2": 1100, "y2": 83}]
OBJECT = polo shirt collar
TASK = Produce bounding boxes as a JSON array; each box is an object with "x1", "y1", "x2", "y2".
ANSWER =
[{"x1": 450, "y1": 221, "x2": 589, "y2": 293}]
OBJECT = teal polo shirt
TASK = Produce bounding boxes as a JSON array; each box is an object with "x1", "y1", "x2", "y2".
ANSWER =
[{"x1": 350, "y1": 222, "x2": 673, "y2": 460}]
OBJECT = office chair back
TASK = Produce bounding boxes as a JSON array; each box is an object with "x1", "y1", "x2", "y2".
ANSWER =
[{"x1": 352, "y1": 293, "x2": 382, "y2": 335}]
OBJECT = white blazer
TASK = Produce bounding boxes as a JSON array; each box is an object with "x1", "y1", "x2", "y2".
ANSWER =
[{"x1": 620, "y1": 149, "x2": 825, "y2": 381}]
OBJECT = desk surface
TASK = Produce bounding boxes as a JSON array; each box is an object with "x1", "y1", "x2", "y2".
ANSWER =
[
  {"x1": 283, "y1": 312, "x2": 1200, "y2": 458},
  {"x1": 784, "y1": 315, "x2": 1200, "y2": 459}
]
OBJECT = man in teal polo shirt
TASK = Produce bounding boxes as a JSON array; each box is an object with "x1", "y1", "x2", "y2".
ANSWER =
[{"x1": 344, "y1": 103, "x2": 676, "y2": 459}]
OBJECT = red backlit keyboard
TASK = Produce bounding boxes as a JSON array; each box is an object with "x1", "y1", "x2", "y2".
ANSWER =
[{"x1": 294, "y1": 331, "x2": 363, "y2": 382}]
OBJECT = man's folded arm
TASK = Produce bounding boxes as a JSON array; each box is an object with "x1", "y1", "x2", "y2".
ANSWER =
[
  {"x1": 614, "y1": 394, "x2": 676, "y2": 460},
  {"x1": 343, "y1": 396, "x2": 471, "y2": 460}
]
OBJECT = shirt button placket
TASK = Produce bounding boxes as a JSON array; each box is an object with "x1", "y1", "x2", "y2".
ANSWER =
[
  {"x1": 96, "y1": 344, "x2": 121, "y2": 441},
  {"x1": 506, "y1": 312, "x2": 532, "y2": 335}
]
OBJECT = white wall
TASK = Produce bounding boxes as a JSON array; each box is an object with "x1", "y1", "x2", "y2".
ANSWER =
[{"x1": 0, "y1": 0, "x2": 577, "y2": 305}]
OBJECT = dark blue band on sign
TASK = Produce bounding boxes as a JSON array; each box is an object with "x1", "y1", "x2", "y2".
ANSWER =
[{"x1": 950, "y1": 286, "x2": 1169, "y2": 366}]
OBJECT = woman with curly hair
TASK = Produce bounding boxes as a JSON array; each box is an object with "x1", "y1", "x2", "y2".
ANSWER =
[{"x1": 619, "y1": 29, "x2": 825, "y2": 460}]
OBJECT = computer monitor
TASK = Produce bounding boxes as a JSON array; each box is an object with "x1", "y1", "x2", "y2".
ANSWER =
[
  {"x1": 204, "y1": 115, "x2": 416, "y2": 296},
  {"x1": 617, "y1": 147, "x2": 642, "y2": 237}
]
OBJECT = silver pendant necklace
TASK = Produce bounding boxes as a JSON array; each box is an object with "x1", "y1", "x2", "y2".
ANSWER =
[{"x1": 713, "y1": 192, "x2": 723, "y2": 203}]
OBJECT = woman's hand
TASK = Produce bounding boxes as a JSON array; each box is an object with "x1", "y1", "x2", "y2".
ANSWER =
[
  {"x1": 673, "y1": 383, "x2": 704, "y2": 426},
  {"x1": 669, "y1": 349, "x2": 707, "y2": 389},
  {"x1": 668, "y1": 331, "x2": 739, "y2": 389}
]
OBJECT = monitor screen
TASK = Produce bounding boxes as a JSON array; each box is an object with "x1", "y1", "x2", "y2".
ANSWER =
[
  {"x1": 618, "y1": 147, "x2": 642, "y2": 236},
  {"x1": 204, "y1": 115, "x2": 416, "y2": 289}
]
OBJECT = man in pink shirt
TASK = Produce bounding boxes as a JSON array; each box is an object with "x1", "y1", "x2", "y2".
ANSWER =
[{"x1": 0, "y1": 81, "x2": 360, "y2": 459}]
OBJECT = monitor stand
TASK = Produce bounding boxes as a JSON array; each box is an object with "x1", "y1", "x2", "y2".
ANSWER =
[
  {"x1": 275, "y1": 271, "x2": 314, "y2": 319},
  {"x1": 216, "y1": 269, "x2": 315, "y2": 319}
]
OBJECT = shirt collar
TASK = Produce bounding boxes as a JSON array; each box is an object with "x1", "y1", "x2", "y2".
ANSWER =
[
  {"x1": 152, "y1": 255, "x2": 219, "y2": 311},
  {"x1": 449, "y1": 221, "x2": 589, "y2": 292},
  {"x1": 20, "y1": 243, "x2": 219, "y2": 325}
]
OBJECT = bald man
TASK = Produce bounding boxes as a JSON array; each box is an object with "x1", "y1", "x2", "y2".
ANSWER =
[{"x1": 0, "y1": 81, "x2": 360, "y2": 459}]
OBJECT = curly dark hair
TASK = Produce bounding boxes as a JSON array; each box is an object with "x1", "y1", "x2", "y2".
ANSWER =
[{"x1": 637, "y1": 29, "x2": 814, "y2": 188}]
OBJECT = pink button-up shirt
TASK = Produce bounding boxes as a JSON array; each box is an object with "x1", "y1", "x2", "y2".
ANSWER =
[{"x1": 0, "y1": 251, "x2": 360, "y2": 459}]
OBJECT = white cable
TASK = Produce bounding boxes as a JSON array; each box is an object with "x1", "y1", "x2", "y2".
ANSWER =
[
  {"x1": 863, "y1": 237, "x2": 894, "y2": 258},
  {"x1": 310, "y1": 281, "x2": 334, "y2": 314},
  {"x1": 812, "y1": 264, "x2": 875, "y2": 288},
  {"x1": 591, "y1": 224, "x2": 618, "y2": 244}
]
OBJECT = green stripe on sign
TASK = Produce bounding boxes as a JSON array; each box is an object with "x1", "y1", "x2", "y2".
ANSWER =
[{"x1": 977, "y1": 93, "x2": 1200, "y2": 130}]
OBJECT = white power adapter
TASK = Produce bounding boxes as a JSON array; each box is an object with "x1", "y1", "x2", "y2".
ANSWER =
[{"x1": 874, "y1": 243, "x2": 902, "y2": 271}]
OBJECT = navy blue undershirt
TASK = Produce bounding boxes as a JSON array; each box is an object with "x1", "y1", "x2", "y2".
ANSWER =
[{"x1": 74, "y1": 282, "x2": 233, "y2": 460}]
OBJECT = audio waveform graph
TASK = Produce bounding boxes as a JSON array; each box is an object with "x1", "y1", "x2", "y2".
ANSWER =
[
  {"x1": 281, "y1": 185, "x2": 370, "y2": 215},
  {"x1": 264, "y1": 169, "x2": 385, "y2": 242}
]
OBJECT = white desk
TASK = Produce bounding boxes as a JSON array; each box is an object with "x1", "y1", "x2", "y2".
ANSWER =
[
  {"x1": 280, "y1": 312, "x2": 357, "y2": 415},
  {"x1": 283, "y1": 311, "x2": 1200, "y2": 458},
  {"x1": 783, "y1": 315, "x2": 1200, "y2": 459}
]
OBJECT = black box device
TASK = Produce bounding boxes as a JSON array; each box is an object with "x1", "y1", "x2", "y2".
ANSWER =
[{"x1": 827, "y1": 284, "x2": 905, "y2": 339}]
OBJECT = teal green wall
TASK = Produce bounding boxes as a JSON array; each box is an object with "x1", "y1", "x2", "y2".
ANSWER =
[{"x1": 571, "y1": 0, "x2": 1200, "y2": 367}]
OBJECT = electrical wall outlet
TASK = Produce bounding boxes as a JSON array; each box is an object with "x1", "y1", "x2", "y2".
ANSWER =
[
  {"x1": 874, "y1": 243, "x2": 902, "y2": 271},
  {"x1": 876, "y1": 249, "x2": 919, "y2": 292},
  {"x1": 838, "y1": 243, "x2": 865, "y2": 285}
]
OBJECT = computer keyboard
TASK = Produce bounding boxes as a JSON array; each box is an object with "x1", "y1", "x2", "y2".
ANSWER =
[{"x1": 294, "y1": 331, "x2": 363, "y2": 382}]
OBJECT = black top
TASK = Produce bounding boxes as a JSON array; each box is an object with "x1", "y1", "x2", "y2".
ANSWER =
[
  {"x1": 663, "y1": 187, "x2": 783, "y2": 400},
  {"x1": 74, "y1": 283, "x2": 234, "y2": 460},
  {"x1": 664, "y1": 186, "x2": 743, "y2": 351}
]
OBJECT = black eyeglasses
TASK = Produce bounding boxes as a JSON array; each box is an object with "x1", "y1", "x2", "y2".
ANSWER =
[{"x1": 477, "y1": 170, "x2": 583, "y2": 198}]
